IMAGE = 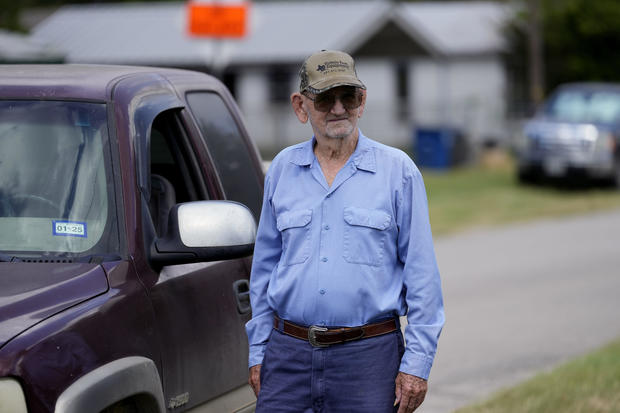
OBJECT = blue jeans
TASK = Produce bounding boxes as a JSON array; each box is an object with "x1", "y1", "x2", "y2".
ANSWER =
[{"x1": 256, "y1": 328, "x2": 405, "y2": 413}]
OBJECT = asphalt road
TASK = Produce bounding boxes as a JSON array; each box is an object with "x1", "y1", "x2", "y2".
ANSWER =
[{"x1": 416, "y1": 208, "x2": 620, "y2": 413}]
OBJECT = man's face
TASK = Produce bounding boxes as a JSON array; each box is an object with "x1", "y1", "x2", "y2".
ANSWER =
[{"x1": 302, "y1": 86, "x2": 365, "y2": 140}]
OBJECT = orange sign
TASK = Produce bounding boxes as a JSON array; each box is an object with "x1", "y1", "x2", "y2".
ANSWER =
[{"x1": 187, "y1": 2, "x2": 248, "y2": 38}]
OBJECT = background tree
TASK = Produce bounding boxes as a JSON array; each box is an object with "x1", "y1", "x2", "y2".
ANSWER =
[
  {"x1": 0, "y1": 0, "x2": 175, "y2": 32},
  {"x1": 0, "y1": 0, "x2": 24, "y2": 31},
  {"x1": 505, "y1": 0, "x2": 620, "y2": 114},
  {"x1": 544, "y1": 0, "x2": 620, "y2": 87}
]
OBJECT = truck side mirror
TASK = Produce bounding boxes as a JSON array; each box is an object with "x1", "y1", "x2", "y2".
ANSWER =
[{"x1": 150, "y1": 200, "x2": 256, "y2": 268}]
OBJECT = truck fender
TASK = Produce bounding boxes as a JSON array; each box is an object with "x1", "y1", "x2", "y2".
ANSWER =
[{"x1": 54, "y1": 356, "x2": 165, "y2": 413}]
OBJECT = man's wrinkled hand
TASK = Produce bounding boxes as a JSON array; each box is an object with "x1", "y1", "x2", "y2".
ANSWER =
[
  {"x1": 248, "y1": 365, "x2": 261, "y2": 397},
  {"x1": 394, "y1": 372, "x2": 427, "y2": 413}
]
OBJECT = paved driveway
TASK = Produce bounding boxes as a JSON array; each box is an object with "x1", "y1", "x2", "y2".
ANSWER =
[{"x1": 417, "y1": 209, "x2": 620, "y2": 413}]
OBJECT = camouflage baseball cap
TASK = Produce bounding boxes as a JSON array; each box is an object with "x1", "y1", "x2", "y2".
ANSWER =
[{"x1": 299, "y1": 50, "x2": 366, "y2": 94}]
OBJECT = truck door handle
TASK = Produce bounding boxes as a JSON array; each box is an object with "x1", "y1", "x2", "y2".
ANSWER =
[{"x1": 233, "y1": 279, "x2": 251, "y2": 315}]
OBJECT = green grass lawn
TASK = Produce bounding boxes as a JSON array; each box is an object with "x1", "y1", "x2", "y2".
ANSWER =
[
  {"x1": 454, "y1": 339, "x2": 620, "y2": 413},
  {"x1": 422, "y1": 154, "x2": 620, "y2": 236}
]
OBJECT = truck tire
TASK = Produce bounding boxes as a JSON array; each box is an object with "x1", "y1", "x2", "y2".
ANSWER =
[
  {"x1": 100, "y1": 398, "x2": 139, "y2": 413},
  {"x1": 614, "y1": 158, "x2": 620, "y2": 189},
  {"x1": 100, "y1": 394, "x2": 160, "y2": 413},
  {"x1": 517, "y1": 166, "x2": 539, "y2": 185}
]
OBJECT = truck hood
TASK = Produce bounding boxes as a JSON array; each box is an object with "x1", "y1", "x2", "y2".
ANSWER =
[
  {"x1": 527, "y1": 116, "x2": 616, "y2": 133},
  {"x1": 0, "y1": 262, "x2": 109, "y2": 349},
  {"x1": 524, "y1": 118, "x2": 609, "y2": 141}
]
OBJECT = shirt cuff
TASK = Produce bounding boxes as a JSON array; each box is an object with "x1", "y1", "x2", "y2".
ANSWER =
[
  {"x1": 248, "y1": 343, "x2": 267, "y2": 368},
  {"x1": 399, "y1": 352, "x2": 434, "y2": 380}
]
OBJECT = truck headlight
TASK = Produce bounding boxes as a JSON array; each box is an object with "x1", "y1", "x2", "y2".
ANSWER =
[
  {"x1": 513, "y1": 130, "x2": 530, "y2": 154},
  {"x1": 595, "y1": 131, "x2": 615, "y2": 153},
  {"x1": 0, "y1": 378, "x2": 28, "y2": 413}
]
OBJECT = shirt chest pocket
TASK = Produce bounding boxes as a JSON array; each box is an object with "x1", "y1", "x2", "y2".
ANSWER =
[
  {"x1": 277, "y1": 209, "x2": 312, "y2": 266},
  {"x1": 343, "y1": 207, "x2": 391, "y2": 267}
]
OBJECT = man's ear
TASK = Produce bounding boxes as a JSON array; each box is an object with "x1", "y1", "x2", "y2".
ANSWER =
[
  {"x1": 291, "y1": 92, "x2": 308, "y2": 123},
  {"x1": 358, "y1": 89, "x2": 367, "y2": 118}
]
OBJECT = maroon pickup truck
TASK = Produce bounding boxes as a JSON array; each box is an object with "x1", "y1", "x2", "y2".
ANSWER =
[{"x1": 0, "y1": 65, "x2": 264, "y2": 413}]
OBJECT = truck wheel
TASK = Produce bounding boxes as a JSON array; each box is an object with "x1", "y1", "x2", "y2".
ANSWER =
[
  {"x1": 100, "y1": 394, "x2": 161, "y2": 413},
  {"x1": 517, "y1": 167, "x2": 538, "y2": 184},
  {"x1": 100, "y1": 399, "x2": 139, "y2": 413},
  {"x1": 614, "y1": 159, "x2": 620, "y2": 189}
]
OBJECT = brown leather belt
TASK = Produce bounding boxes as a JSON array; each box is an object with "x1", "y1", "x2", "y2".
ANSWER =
[{"x1": 274, "y1": 316, "x2": 398, "y2": 348}]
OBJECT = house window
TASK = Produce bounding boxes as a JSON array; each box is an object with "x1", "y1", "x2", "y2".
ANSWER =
[
  {"x1": 222, "y1": 71, "x2": 238, "y2": 99},
  {"x1": 269, "y1": 67, "x2": 292, "y2": 103},
  {"x1": 395, "y1": 61, "x2": 410, "y2": 121}
]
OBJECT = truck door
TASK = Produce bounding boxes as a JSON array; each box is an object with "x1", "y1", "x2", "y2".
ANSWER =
[{"x1": 143, "y1": 108, "x2": 254, "y2": 411}]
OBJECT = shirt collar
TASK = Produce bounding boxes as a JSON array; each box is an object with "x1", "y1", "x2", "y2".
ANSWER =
[
  {"x1": 351, "y1": 132, "x2": 376, "y2": 173},
  {"x1": 291, "y1": 138, "x2": 315, "y2": 166},
  {"x1": 290, "y1": 130, "x2": 376, "y2": 173}
]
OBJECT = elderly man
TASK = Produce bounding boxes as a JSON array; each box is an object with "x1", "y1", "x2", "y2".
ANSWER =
[{"x1": 246, "y1": 50, "x2": 444, "y2": 413}]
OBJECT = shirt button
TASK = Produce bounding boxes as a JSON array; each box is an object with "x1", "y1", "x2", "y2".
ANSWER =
[
  {"x1": 321, "y1": 257, "x2": 328, "y2": 262},
  {"x1": 319, "y1": 289, "x2": 326, "y2": 295},
  {"x1": 324, "y1": 224, "x2": 330, "y2": 230}
]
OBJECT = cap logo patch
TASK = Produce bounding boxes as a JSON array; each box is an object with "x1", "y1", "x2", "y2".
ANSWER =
[{"x1": 319, "y1": 60, "x2": 350, "y2": 75}]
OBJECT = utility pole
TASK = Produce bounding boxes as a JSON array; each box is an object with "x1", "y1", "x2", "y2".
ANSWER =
[{"x1": 527, "y1": 0, "x2": 545, "y2": 110}]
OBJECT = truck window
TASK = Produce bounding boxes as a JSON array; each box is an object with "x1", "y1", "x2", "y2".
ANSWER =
[
  {"x1": 185, "y1": 92, "x2": 262, "y2": 220},
  {"x1": 148, "y1": 110, "x2": 206, "y2": 236},
  {"x1": 0, "y1": 100, "x2": 117, "y2": 256}
]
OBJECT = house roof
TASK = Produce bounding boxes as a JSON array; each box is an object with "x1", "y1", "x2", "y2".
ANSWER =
[
  {"x1": 0, "y1": 29, "x2": 63, "y2": 63},
  {"x1": 397, "y1": 2, "x2": 511, "y2": 56},
  {"x1": 29, "y1": 1, "x2": 511, "y2": 68}
]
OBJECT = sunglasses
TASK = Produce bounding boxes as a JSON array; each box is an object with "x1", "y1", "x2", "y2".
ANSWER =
[{"x1": 303, "y1": 87, "x2": 363, "y2": 112}]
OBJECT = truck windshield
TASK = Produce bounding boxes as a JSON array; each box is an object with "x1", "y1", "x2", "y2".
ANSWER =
[
  {"x1": 0, "y1": 100, "x2": 118, "y2": 257},
  {"x1": 544, "y1": 89, "x2": 620, "y2": 125}
]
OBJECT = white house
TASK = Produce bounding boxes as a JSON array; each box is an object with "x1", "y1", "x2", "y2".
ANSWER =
[
  {"x1": 29, "y1": 1, "x2": 514, "y2": 155},
  {"x1": 0, "y1": 29, "x2": 62, "y2": 63}
]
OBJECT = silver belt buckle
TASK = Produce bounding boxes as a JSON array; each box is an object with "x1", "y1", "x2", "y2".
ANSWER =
[{"x1": 308, "y1": 325, "x2": 329, "y2": 348}]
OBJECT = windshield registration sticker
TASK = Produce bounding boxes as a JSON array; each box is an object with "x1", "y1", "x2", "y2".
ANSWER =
[{"x1": 53, "y1": 221, "x2": 87, "y2": 238}]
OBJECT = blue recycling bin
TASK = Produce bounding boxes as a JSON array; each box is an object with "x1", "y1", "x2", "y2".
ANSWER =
[{"x1": 414, "y1": 127, "x2": 463, "y2": 169}]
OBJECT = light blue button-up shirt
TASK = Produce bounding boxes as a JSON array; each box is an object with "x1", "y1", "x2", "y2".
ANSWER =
[{"x1": 246, "y1": 131, "x2": 444, "y2": 379}]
